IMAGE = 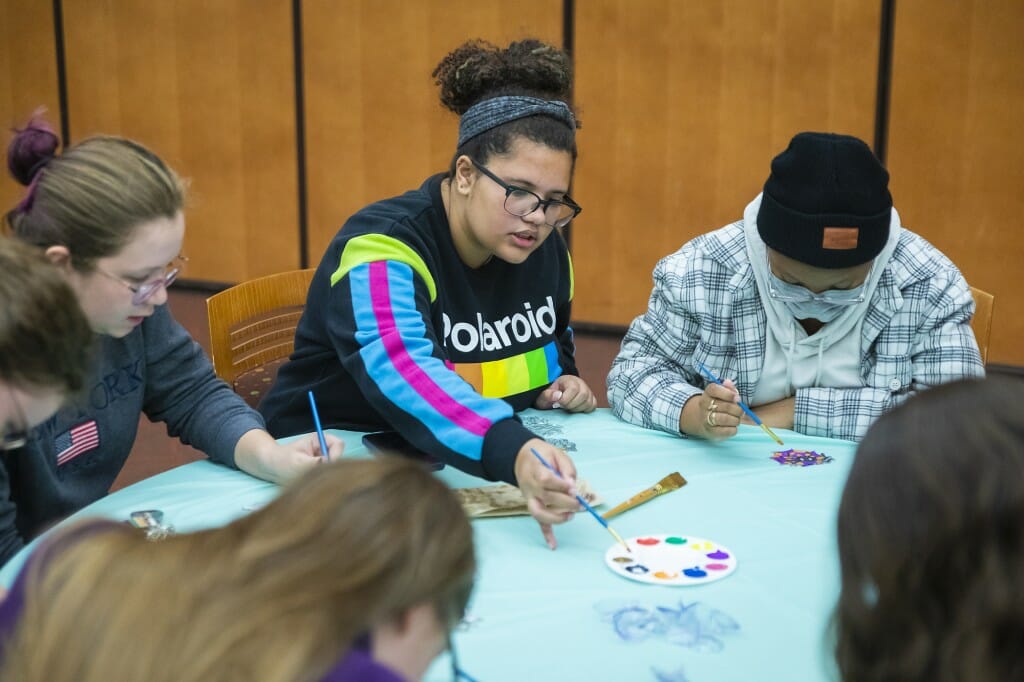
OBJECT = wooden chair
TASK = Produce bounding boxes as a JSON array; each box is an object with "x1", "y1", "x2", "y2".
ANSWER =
[
  {"x1": 207, "y1": 269, "x2": 315, "y2": 407},
  {"x1": 969, "y1": 286, "x2": 994, "y2": 366}
]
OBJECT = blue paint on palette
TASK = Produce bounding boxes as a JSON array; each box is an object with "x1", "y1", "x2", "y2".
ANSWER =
[
  {"x1": 682, "y1": 566, "x2": 707, "y2": 578},
  {"x1": 626, "y1": 564, "x2": 650, "y2": 575}
]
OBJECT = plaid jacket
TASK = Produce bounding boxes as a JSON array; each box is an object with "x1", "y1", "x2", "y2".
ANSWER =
[{"x1": 607, "y1": 221, "x2": 984, "y2": 441}]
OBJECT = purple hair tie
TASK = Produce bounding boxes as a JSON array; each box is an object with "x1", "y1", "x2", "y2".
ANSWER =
[{"x1": 8, "y1": 115, "x2": 60, "y2": 213}]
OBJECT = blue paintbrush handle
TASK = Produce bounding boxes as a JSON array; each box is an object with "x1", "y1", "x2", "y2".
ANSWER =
[
  {"x1": 529, "y1": 448, "x2": 608, "y2": 529},
  {"x1": 695, "y1": 362, "x2": 764, "y2": 426},
  {"x1": 307, "y1": 390, "x2": 330, "y2": 462}
]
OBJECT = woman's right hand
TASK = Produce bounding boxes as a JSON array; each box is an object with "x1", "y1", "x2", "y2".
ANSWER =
[
  {"x1": 513, "y1": 438, "x2": 578, "y2": 550},
  {"x1": 679, "y1": 378, "x2": 743, "y2": 440}
]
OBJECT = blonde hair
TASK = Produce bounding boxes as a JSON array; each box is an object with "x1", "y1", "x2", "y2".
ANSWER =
[
  {"x1": 6, "y1": 128, "x2": 184, "y2": 270},
  {"x1": 0, "y1": 458, "x2": 475, "y2": 681}
]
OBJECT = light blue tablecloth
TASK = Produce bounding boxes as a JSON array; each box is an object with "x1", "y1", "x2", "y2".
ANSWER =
[{"x1": 0, "y1": 409, "x2": 856, "y2": 682}]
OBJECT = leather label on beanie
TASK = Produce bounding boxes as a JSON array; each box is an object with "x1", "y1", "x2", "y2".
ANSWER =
[{"x1": 822, "y1": 227, "x2": 859, "y2": 250}]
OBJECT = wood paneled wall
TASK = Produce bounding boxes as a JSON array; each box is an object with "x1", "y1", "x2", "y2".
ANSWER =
[
  {"x1": 0, "y1": 1, "x2": 59, "y2": 214},
  {"x1": 572, "y1": 0, "x2": 881, "y2": 330},
  {"x1": 1, "y1": 0, "x2": 1021, "y2": 365},
  {"x1": 59, "y1": 0, "x2": 300, "y2": 282},
  {"x1": 886, "y1": 0, "x2": 1024, "y2": 366}
]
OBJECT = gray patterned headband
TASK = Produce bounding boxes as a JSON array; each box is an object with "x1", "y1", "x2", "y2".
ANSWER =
[{"x1": 457, "y1": 95, "x2": 575, "y2": 147}]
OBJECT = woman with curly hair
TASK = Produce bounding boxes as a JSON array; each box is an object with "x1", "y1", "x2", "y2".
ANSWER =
[
  {"x1": 0, "y1": 457, "x2": 476, "y2": 681},
  {"x1": 834, "y1": 377, "x2": 1024, "y2": 681},
  {"x1": 261, "y1": 38, "x2": 596, "y2": 549}
]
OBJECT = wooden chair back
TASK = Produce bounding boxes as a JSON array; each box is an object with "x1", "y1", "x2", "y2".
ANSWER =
[
  {"x1": 969, "y1": 285, "x2": 994, "y2": 365},
  {"x1": 206, "y1": 269, "x2": 315, "y2": 390}
]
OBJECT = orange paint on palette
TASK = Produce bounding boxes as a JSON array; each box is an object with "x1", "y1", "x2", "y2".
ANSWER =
[
  {"x1": 636, "y1": 537, "x2": 661, "y2": 546},
  {"x1": 653, "y1": 571, "x2": 679, "y2": 580}
]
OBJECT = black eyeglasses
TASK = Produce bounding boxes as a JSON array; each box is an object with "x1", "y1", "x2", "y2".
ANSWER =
[
  {"x1": 471, "y1": 159, "x2": 582, "y2": 228},
  {"x1": 1, "y1": 386, "x2": 29, "y2": 452}
]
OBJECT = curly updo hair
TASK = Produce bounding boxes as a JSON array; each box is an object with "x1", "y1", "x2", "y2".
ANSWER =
[
  {"x1": 433, "y1": 38, "x2": 578, "y2": 173},
  {"x1": 834, "y1": 377, "x2": 1024, "y2": 682}
]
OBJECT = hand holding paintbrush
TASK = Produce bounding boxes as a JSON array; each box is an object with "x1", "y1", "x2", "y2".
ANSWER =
[
  {"x1": 602, "y1": 472, "x2": 687, "y2": 520},
  {"x1": 696, "y1": 362, "x2": 785, "y2": 446},
  {"x1": 530, "y1": 448, "x2": 631, "y2": 553}
]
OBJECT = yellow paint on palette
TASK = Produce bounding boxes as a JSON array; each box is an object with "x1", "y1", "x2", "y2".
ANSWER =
[{"x1": 688, "y1": 541, "x2": 714, "y2": 551}]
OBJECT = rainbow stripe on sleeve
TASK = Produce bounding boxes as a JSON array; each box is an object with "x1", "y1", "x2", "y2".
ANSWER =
[{"x1": 451, "y1": 341, "x2": 562, "y2": 398}]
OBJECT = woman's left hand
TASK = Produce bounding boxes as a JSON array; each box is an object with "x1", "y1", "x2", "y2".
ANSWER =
[
  {"x1": 234, "y1": 430, "x2": 345, "y2": 485},
  {"x1": 533, "y1": 375, "x2": 598, "y2": 413}
]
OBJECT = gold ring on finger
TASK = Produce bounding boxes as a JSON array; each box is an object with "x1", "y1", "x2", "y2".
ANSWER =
[
  {"x1": 706, "y1": 410, "x2": 717, "y2": 427},
  {"x1": 709, "y1": 399, "x2": 718, "y2": 412}
]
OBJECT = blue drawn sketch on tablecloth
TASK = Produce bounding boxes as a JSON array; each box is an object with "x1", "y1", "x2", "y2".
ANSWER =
[
  {"x1": 651, "y1": 666, "x2": 690, "y2": 682},
  {"x1": 520, "y1": 416, "x2": 578, "y2": 452},
  {"x1": 595, "y1": 599, "x2": 740, "y2": 654}
]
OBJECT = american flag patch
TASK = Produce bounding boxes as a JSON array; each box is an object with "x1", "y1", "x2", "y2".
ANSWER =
[{"x1": 55, "y1": 420, "x2": 100, "y2": 466}]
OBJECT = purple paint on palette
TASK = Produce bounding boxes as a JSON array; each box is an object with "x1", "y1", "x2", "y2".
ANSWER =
[
  {"x1": 682, "y1": 567, "x2": 707, "y2": 578},
  {"x1": 707, "y1": 550, "x2": 729, "y2": 560}
]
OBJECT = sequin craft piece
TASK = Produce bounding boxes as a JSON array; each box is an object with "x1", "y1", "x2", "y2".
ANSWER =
[
  {"x1": 770, "y1": 449, "x2": 834, "y2": 466},
  {"x1": 605, "y1": 535, "x2": 738, "y2": 586}
]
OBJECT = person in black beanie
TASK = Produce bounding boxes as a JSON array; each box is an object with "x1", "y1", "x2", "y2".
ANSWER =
[{"x1": 609, "y1": 132, "x2": 984, "y2": 442}]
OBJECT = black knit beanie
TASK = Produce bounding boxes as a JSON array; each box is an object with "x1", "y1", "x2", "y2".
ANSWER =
[{"x1": 757, "y1": 132, "x2": 892, "y2": 269}]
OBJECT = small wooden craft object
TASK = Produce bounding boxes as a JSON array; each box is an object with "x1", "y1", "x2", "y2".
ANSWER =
[
  {"x1": 601, "y1": 472, "x2": 687, "y2": 520},
  {"x1": 455, "y1": 480, "x2": 602, "y2": 518}
]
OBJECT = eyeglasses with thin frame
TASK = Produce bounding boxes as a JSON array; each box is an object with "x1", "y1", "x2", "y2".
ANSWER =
[
  {"x1": 470, "y1": 159, "x2": 582, "y2": 229},
  {"x1": 1, "y1": 386, "x2": 29, "y2": 452},
  {"x1": 96, "y1": 255, "x2": 188, "y2": 306},
  {"x1": 765, "y1": 252, "x2": 873, "y2": 305}
]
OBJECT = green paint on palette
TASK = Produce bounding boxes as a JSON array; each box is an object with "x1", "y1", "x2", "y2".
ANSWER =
[{"x1": 665, "y1": 536, "x2": 687, "y2": 545}]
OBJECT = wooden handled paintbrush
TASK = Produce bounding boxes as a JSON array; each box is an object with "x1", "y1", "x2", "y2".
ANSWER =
[{"x1": 601, "y1": 472, "x2": 687, "y2": 520}]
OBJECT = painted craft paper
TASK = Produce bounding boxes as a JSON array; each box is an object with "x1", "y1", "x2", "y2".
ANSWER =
[
  {"x1": 455, "y1": 480, "x2": 601, "y2": 518},
  {"x1": 605, "y1": 535, "x2": 737, "y2": 586}
]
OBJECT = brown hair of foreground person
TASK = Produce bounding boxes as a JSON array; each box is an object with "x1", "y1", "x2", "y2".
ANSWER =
[
  {"x1": 0, "y1": 457, "x2": 476, "y2": 681},
  {"x1": 835, "y1": 377, "x2": 1024, "y2": 681}
]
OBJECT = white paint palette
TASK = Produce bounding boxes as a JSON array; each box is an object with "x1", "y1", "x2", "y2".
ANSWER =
[{"x1": 605, "y1": 534, "x2": 738, "y2": 586}]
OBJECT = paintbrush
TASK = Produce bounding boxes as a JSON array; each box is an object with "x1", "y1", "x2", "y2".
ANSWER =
[
  {"x1": 530, "y1": 448, "x2": 631, "y2": 553},
  {"x1": 696, "y1": 362, "x2": 785, "y2": 446},
  {"x1": 307, "y1": 390, "x2": 331, "y2": 461},
  {"x1": 601, "y1": 472, "x2": 687, "y2": 520}
]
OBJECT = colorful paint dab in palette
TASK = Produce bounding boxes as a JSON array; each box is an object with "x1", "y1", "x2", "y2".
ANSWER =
[
  {"x1": 605, "y1": 535, "x2": 737, "y2": 586},
  {"x1": 770, "y1": 449, "x2": 833, "y2": 466}
]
